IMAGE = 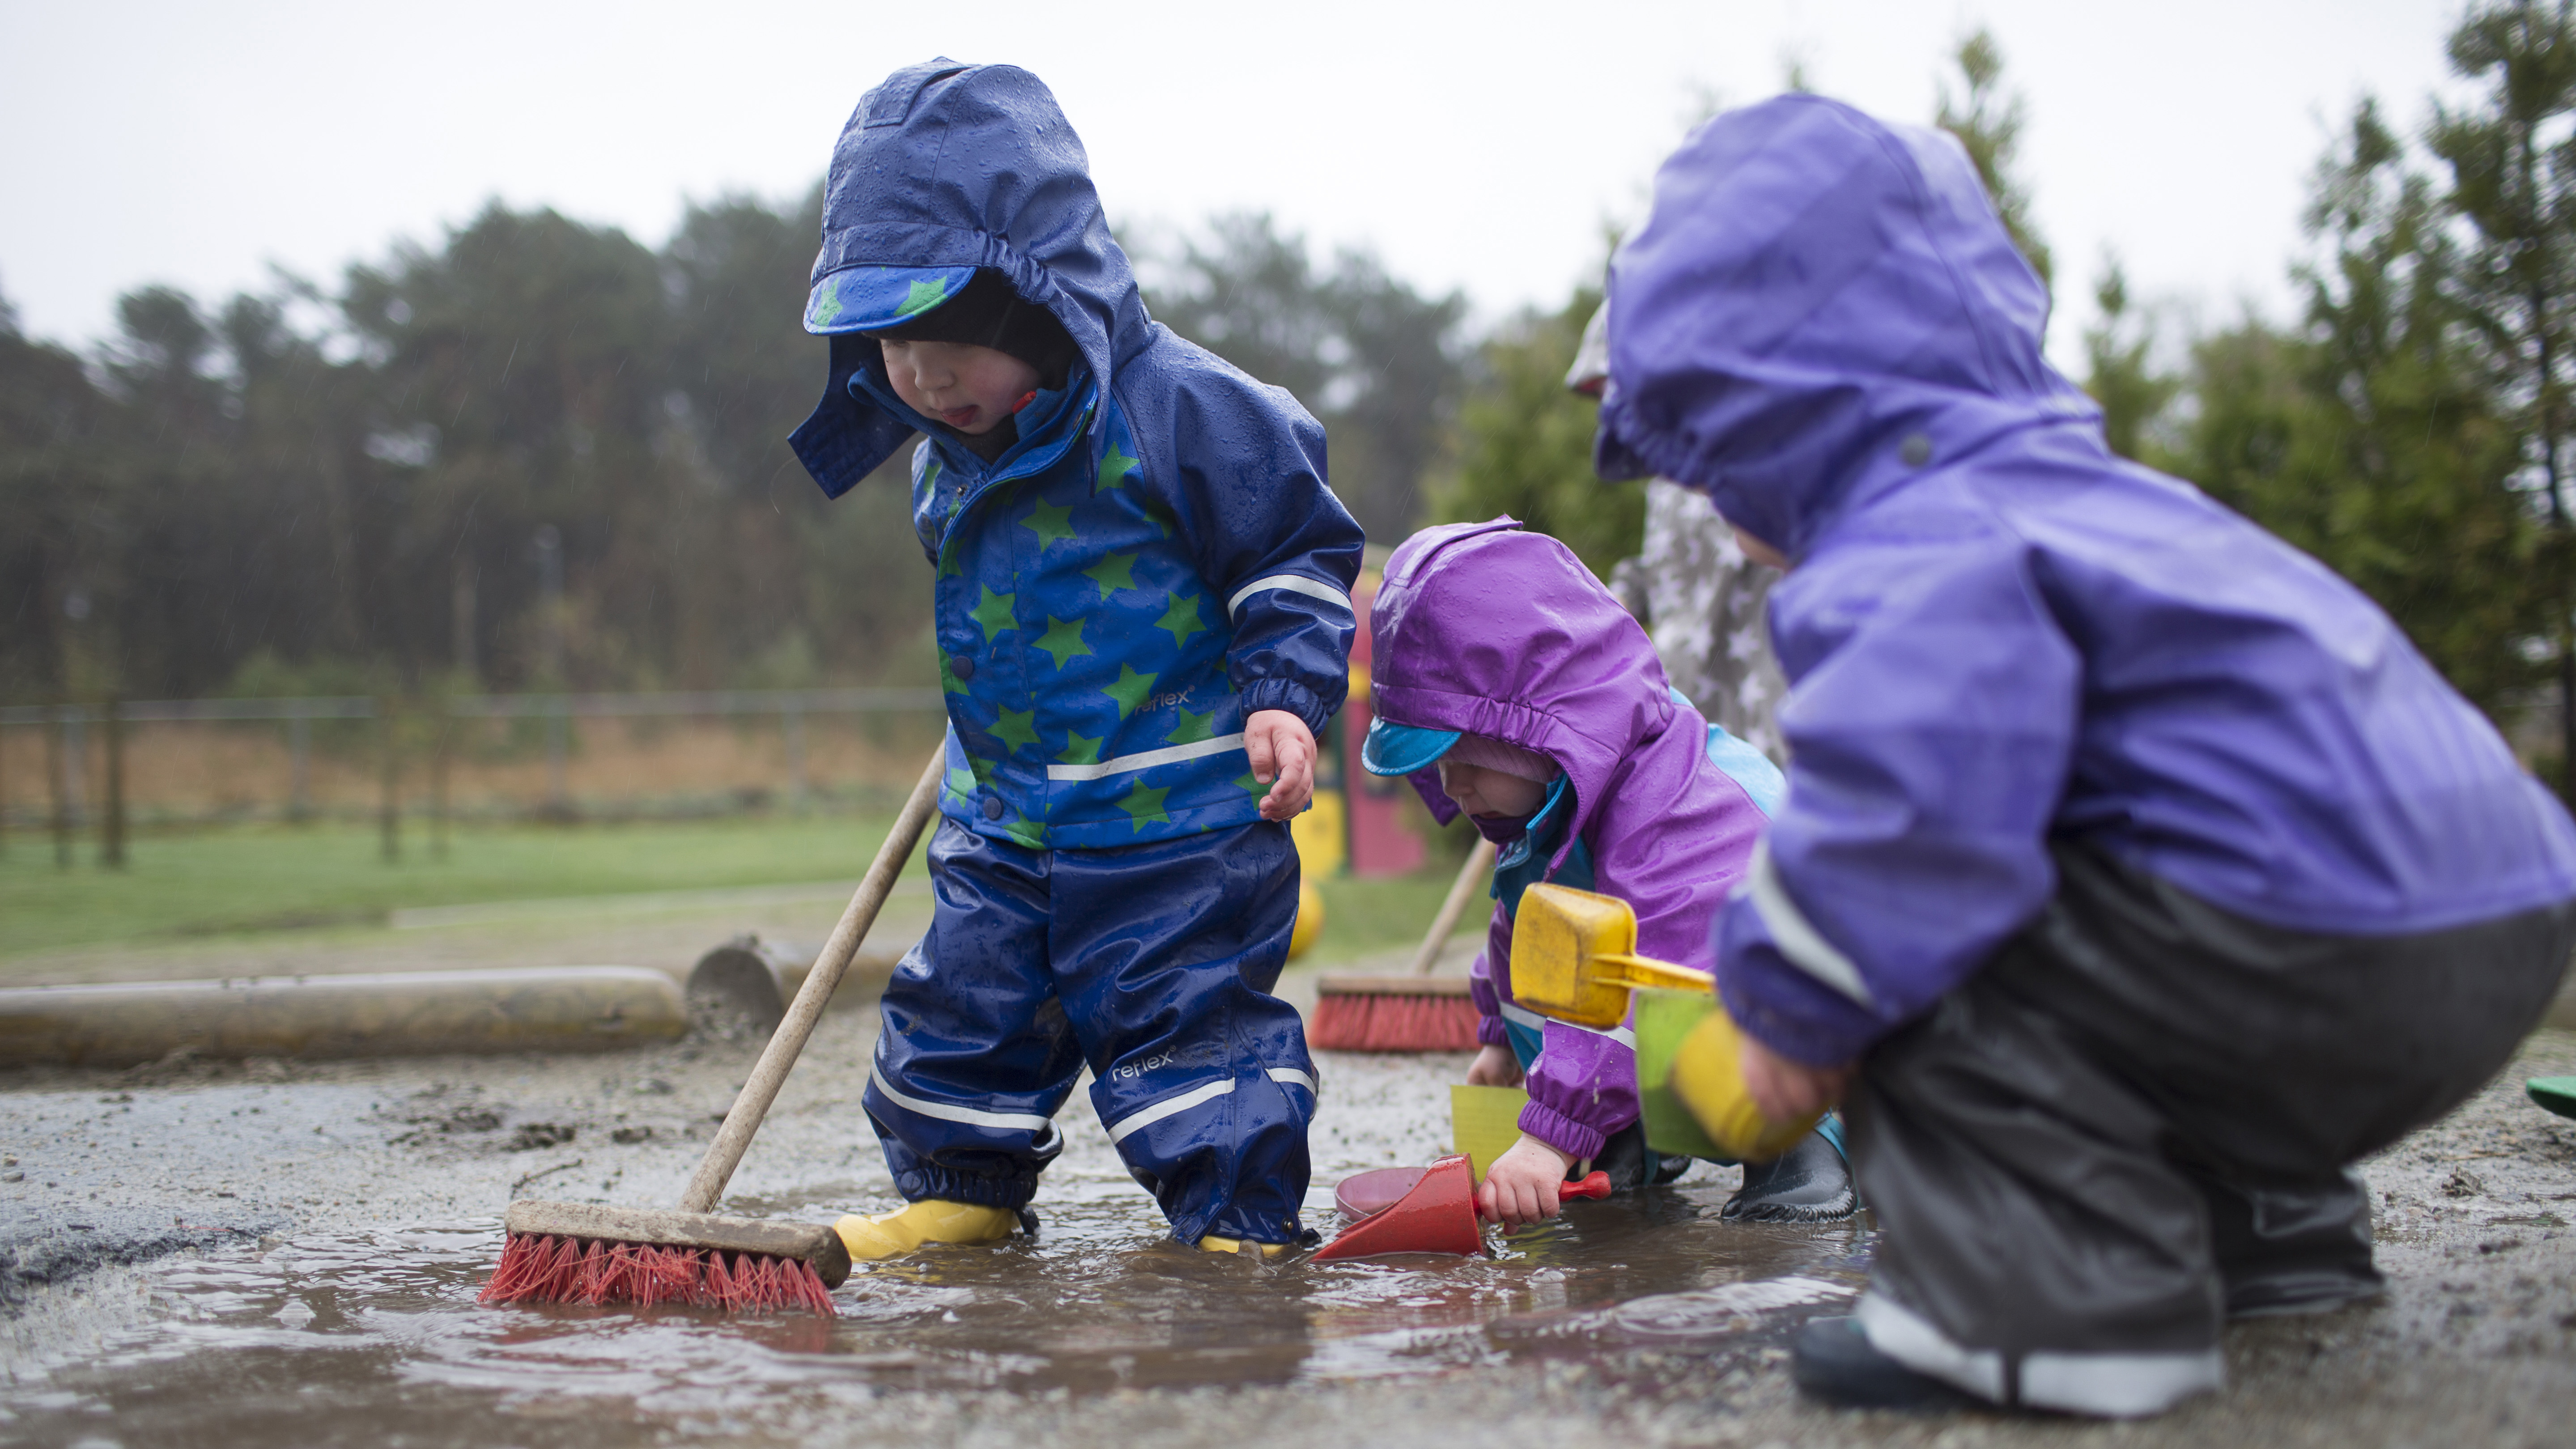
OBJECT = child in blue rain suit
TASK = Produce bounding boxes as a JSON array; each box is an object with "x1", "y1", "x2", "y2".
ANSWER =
[{"x1": 787, "y1": 60, "x2": 1363, "y2": 1258}]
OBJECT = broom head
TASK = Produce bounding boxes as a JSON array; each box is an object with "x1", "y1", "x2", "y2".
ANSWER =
[
  {"x1": 484, "y1": 1200, "x2": 849, "y2": 1315},
  {"x1": 1310, "y1": 975, "x2": 1481, "y2": 1052}
]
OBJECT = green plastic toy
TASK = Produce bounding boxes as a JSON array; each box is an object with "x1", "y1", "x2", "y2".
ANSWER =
[
  {"x1": 1634, "y1": 987, "x2": 1730, "y2": 1161},
  {"x1": 2529, "y1": 1076, "x2": 2576, "y2": 1120}
]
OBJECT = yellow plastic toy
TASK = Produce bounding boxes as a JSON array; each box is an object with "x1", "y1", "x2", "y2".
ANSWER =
[
  {"x1": 1668, "y1": 1009, "x2": 1819, "y2": 1160},
  {"x1": 1288, "y1": 880, "x2": 1326, "y2": 960},
  {"x1": 833, "y1": 1199, "x2": 1017, "y2": 1261},
  {"x1": 1509, "y1": 882, "x2": 1817, "y2": 1160},
  {"x1": 1508, "y1": 883, "x2": 1714, "y2": 1026}
]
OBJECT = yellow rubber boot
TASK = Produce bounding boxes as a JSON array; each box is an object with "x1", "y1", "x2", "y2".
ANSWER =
[
  {"x1": 833, "y1": 1200, "x2": 1018, "y2": 1262},
  {"x1": 1198, "y1": 1234, "x2": 1290, "y2": 1260}
]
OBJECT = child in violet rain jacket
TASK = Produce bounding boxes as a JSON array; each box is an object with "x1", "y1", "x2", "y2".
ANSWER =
[
  {"x1": 1359, "y1": 518, "x2": 1854, "y2": 1228},
  {"x1": 1596, "y1": 93, "x2": 2576, "y2": 1417}
]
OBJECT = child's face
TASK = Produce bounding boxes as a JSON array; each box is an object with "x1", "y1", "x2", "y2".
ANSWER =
[
  {"x1": 1438, "y1": 759, "x2": 1549, "y2": 820},
  {"x1": 880, "y1": 339, "x2": 1040, "y2": 435}
]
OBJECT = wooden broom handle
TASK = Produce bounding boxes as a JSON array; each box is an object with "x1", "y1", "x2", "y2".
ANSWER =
[
  {"x1": 1407, "y1": 837, "x2": 1499, "y2": 977},
  {"x1": 679, "y1": 747, "x2": 947, "y2": 1214}
]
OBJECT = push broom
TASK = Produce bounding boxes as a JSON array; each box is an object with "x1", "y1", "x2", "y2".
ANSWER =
[
  {"x1": 1308, "y1": 837, "x2": 1497, "y2": 1051},
  {"x1": 480, "y1": 747, "x2": 945, "y2": 1315}
]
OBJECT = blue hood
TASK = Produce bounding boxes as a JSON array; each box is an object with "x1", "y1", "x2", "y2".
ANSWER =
[
  {"x1": 791, "y1": 59, "x2": 1150, "y2": 497},
  {"x1": 1598, "y1": 94, "x2": 2097, "y2": 558}
]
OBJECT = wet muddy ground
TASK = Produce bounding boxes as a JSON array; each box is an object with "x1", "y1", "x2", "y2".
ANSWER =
[{"x1": 0, "y1": 989, "x2": 2570, "y2": 1447}]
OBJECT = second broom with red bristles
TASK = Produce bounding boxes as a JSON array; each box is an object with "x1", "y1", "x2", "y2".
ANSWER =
[
  {"x1": 1308, "y1": 837, "x2": 1496, "y2": 1051},
  {"x1": 482, "y1": 748, "x2": 946, "y2": 1315}
]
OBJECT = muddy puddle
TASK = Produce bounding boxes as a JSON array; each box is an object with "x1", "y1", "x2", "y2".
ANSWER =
[{"x1": 0, "y1": 1174, "x2": 1865, "y2": 1445}]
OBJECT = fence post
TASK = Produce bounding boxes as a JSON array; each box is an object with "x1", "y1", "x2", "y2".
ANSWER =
[
  {"x1": 47, "y1": 708, "x2": 70, "y2": 870},
  {"x1": 544, "y1": 698, "x2": 570, "y2": 820},
  {"x1": 783, "y1": 703, "x2": 808, "y2": 814},
  {"x1": 100, "y1": 700, "x2": 126, "y2": 869},
  {"x1": 431, "y1": 700, "x2": 451, "y2": 861},
  {"x1": 288, "y1": 712, "x2": 312, "y2": 823},
  {"x1": 378, "y1": 697, "x2": 401, "y2": 864},
  {"x1": 0, "y1": 719, "x2": 9, "y2": 861}
]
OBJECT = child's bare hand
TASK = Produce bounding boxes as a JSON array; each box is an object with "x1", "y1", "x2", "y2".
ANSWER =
[
  {"x1": 1244, "y1": 710, "x2": 1316, "y2": 821},
  {"x1": 1465, "y1": 1042, "x2": 1524, "y2": 1088},
  {"x1": 1739, "y1": 1031, "x2": 1852, "y2": 1122},
  {"x1": 1478, "y1": 1135, "x2": 1576, "y2": 1228}
]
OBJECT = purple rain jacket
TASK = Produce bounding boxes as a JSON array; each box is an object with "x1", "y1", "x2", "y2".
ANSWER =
[
  {"x1": 1596, "y1": 93, "x2": 2576, "y2": 1069},
  {"x1": 1371, "y1": 520, "x2": 1772, "y2": 1160}
]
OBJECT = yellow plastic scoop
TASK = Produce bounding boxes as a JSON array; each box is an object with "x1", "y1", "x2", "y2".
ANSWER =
[
  {"x1": 1508, "y1": 883, "x2": 1714, "y2": 1027},
  {"x1": 1510, "y1": 883, "x2": 1819, "y2": 1161}
]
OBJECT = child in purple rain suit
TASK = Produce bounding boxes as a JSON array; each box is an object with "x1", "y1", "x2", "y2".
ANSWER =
[
  {"x1": 1597, "y1": 93, "x2": 2576, "y2": 1417},
  {"x1": 1360, "y1": 518, "x2": 1853, "y2": 1228}
]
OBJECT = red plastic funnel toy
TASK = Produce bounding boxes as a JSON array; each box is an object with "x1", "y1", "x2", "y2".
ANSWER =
[
  {"x1": 1314, "y1": 1155, "x2": 1482, "y2": 1260},
  {"x1": 1313, "y1": 1158, "x2": 1616, "y2": 1261},
  {"x1": 1334, "y1": 1166, "x2": 1426, "y2": 1221}
]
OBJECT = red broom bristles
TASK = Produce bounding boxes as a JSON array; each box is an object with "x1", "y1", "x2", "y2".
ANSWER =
[
  {"x1": 481, "y1": 1232, "x2": 837, "y2": 1316},
  {"x1": 1308, "y1": 991, "x2": 1482, "y2": 1052}
]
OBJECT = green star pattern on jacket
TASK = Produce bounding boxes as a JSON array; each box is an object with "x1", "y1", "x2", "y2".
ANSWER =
[
  {"x1": 1169, "y1": 704, "x2": 1220, "y2": 746},
  {"x1": 1024, "y1": 499, "x2": 1078, "y2": 548},
  {"x1": 1120, "y1": 780, "x2": 1171, "y2": 830},
  {"x1": 991, "y1": 707, "x2": 1041, "y2": 752},
  {"x1": 971, "y1": 585, "x2": 1016, "y2": 640},
  {"x1": 1155, "y1": 592, "x2": 1209, "y2": 649},
  {"x1": 1033, "y1": 615, "x2": 1092, "y2": 670},
  {"x1": 1102, "y1": 664, "x2": 1156, "y2": 718},
  {"x1": 1095, "y1": 442, "x2": 1139, "y2": 493},
  {"x1": 947, "y1": 764, "x2": 979, "y2": 798},
  {"x1": 1235, "y1": 769, "x2": 1267, "y2": 797},
  {"x1": 899, "y1": 277, "x2": 953, "y2": 319},
  {"x1": 1083, "y1": 551, "x2": 1137, "y2": 595},
  {"x1": 1063, "y1": 731, "x2": 1103, "y2": 765},
  {"x1": 1001, "y1": 818, "x2": 1046, "y2": 849}
]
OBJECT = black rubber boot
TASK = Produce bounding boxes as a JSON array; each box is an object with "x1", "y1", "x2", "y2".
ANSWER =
[
  {"x1": 1722, "y1": 1122, "x2": 1857, "y2": 1222},
  {"x1": 1581, "y1": 1120, "x2": 1695, "y2": 1191},
  {"x1": 2200, "y1": 1171, "x2": 2386, "y2": 1318},
  {"x1": 1790, "y1": 1316, "x2": 1979, "y2": 1411}
]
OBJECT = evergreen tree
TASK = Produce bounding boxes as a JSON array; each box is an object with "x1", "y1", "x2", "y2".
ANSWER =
[
  {"x1": 1428, "y1": 287, "x2": 1645, "y2": 579},
  {"x1": 1936, "y1": 28, "x2": 2053, "y2": 298},
  {"x1": 2428, "y1": 0, "x2": 2576, "y2": 793}
]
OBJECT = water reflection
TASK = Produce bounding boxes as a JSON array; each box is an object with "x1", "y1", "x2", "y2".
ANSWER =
[{"x1": 0, "y1": 1160, "x2": 1866, "y2": 1444}]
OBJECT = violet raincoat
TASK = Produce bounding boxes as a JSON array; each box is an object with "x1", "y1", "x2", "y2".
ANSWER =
[
  {"x1": 1597, "y1": 93, "x2": 2576, "y2": 1068},
  {"x1": 1371, "y1": 520, "x2": 1773, "y2": 1160}
]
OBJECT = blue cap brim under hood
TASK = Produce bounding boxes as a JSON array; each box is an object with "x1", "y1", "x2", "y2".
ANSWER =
[{"x1": 804, "y1": 265, "x2": 979, "y2": 335}]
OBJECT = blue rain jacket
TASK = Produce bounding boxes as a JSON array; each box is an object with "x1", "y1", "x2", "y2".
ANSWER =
[
  {"x1": 790, "y1": 60, "x2": 1363, "y2": 849},
  {"x1": 1599, "y1": 94, "x2": 2576, "y2": 1069}
]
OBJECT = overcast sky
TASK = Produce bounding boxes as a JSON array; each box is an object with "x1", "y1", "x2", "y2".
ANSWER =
[{"x1": 1, "y1": 0, "x2": 2477, "y2": 370}]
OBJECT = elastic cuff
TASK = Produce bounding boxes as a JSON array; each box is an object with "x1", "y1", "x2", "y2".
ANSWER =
[
  {"x1": 1717, "y1": 972, "x2": 1879, "y2": 1068},
  {"x1": 1518, "y1": 1099, "x2": 1607, "y2": 1163},
  {"x1": 1477, "y1": 1015, "x2": 1510, "y2": 1048},
  {"x1": 1240, "y1": 677, "x2": 1333, "y2": 740},
  {"x1": 893, "y1": 1160, "x2": 1040, "y2": 1211}
]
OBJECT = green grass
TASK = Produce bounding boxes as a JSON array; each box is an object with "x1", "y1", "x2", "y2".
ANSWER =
[
  {"x1": 0, "y1": 817, "x2": 913, "y2": 958},
  {"x1": 0, "y1": 816, "x2": 1477, "y2": 963}
]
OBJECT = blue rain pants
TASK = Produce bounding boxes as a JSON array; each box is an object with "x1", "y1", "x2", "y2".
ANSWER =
[{"x1": 864, "y1": 816, "x2": 1317, "y2": 1246}]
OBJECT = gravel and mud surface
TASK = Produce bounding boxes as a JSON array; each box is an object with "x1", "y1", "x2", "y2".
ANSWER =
[{"x1": 0, "y1": 961, "x2": 2569, "y2": 1447}]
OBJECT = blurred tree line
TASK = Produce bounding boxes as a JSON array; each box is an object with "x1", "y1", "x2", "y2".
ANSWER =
[
  {"x1": 0, "y1": 202, "x2": 1466, "y2": 706},
  {"x1": 4, "y1": 4, "x2": 2568, "y2": 797}
]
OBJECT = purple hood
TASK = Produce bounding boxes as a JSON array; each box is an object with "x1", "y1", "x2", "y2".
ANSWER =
[
  {"x1": 1601, "y1": 94, "x2": 2576, "y2": 1067},
  {"x1": 1373, "y1": 519, "x2": 1768, "y2": 1160}
]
